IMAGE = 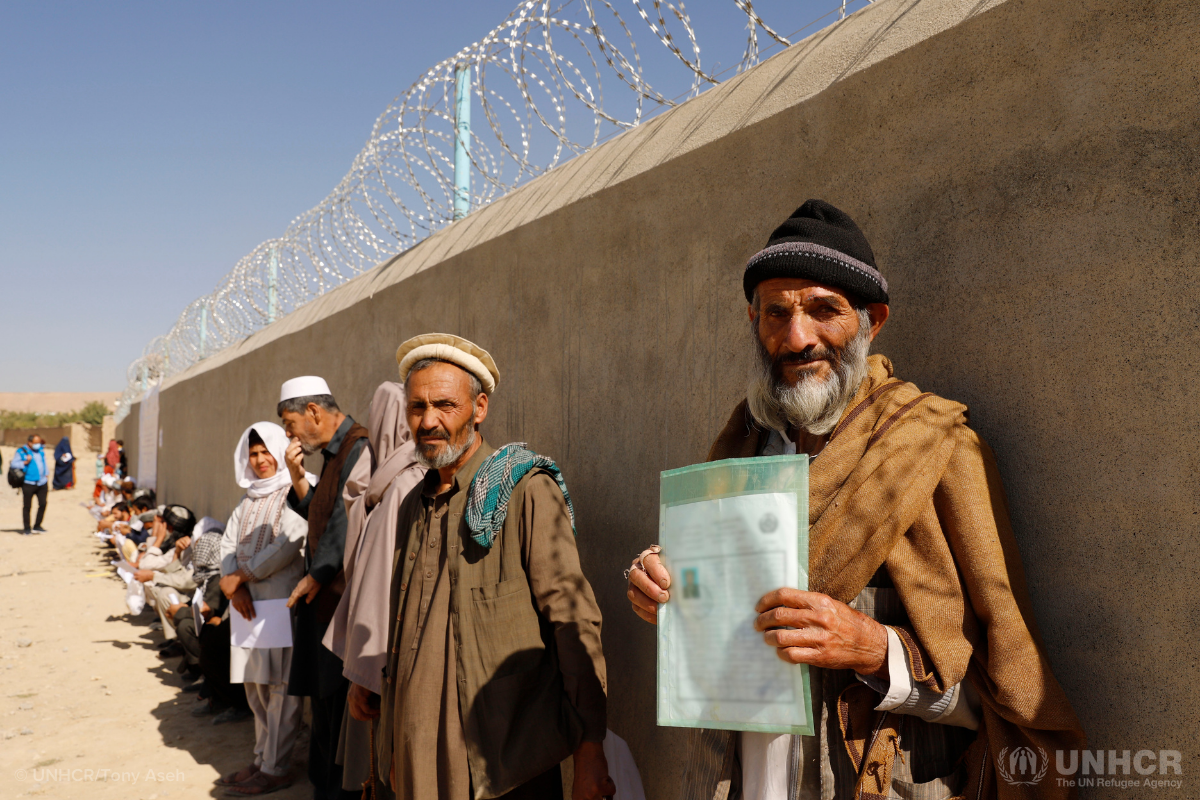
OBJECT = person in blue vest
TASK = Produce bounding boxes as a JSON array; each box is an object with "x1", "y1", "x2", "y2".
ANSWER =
[{"x1": 13, "y1": 434, "x2": 52, "y2": 535}]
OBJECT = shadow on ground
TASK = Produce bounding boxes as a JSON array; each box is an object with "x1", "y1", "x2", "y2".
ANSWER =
[{"x1": 89, "y1": 538, "x2": 315, "y2": 798}]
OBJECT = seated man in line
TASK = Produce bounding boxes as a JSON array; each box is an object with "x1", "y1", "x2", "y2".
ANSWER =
[
  {"x1": 134, "y1": 505, "x2": 197, "y2": 636},
  {"x1": 167, "y1": 512, "x2": 254, "y2": 725},
  {"x1": 371, "y1": 333, "x2": 615, "y2": 800},
  {"x1": 88, "y1": 473, "x2": 123, "y2": 519},
  {"x1": 149, "y1": 516, "x2": 227, "y2": 648},
  {"x1": 133, "y1": 505, "x2": 186, "y2": 569},
  {"x1": 120, "y1": 479, "x2": 137, "y2": 504},
  {"x1": 626, "y1": 200, "x2": 1085, "y2": 799},
  {"x1": 125, "y1": 497, "x2": 157, "y2": 548},
  {"x1": 170, "y1": 516, "x2": 226, "y2": 685},
  {"x1": 87, "y1": 471, "x2": 109, "y2": 514},
  {"x1": 127, "y1": 506, "x2": 168, "y2": 566},
  {"x1": 97, "y1": 500, "x2": 132, "y2": 534}
]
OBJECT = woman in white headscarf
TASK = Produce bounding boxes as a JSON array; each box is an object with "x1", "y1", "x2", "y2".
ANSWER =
[{"x1": 217, "y1": 422, "x2": 312, "y2": 795}]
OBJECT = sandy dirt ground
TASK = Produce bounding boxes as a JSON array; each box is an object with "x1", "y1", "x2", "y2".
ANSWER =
[{"x1": 0, "y1": 445, "x2": 313, "y2": 800}]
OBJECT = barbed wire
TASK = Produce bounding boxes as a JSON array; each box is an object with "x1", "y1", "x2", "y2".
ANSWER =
[{"x1": 116, "y1": 0, "x2": 871, "y2": 422}]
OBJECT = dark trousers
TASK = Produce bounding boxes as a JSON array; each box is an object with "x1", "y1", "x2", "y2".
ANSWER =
[
  {"x1": 198, "y1": 617, "x2": 249, "y2": 711},
  {"x1": 309, "y1": 678, "x2": 358, "y2": 800},
  {"x1": 173, "y1": 607, "x2": 202, "y2": 673},
  {"x1": 496, "y1": 764, "x2": 563, "y2": 800},
  {"x1": 21, "y1": 484, "x2": 47, "y2": 530}
]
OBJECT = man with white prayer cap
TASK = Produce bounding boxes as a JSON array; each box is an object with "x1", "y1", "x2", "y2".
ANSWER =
[
  {"x1": 277, "y1": 376, "x2": 369, "y2": 800},
  {"x1": 375, "y1": 333, "x2": 614, "y2": 800}
]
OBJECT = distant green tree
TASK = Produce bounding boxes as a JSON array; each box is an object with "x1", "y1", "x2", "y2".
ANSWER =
[
  {"x1": 79, "y1": 401, "x2": 108, "y2": 426},
  {"x1": 0, "y1": 401, "x2": 109, "y2": 432}
]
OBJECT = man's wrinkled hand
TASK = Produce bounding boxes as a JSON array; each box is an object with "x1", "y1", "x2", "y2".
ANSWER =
[
  {"x1": 347, "y1": 682, "x2": 380, "y2": 722},
  {"x1": 219, "y1": 571, "x2": 246, "y2": 599},
  {"x1": 134, "y1": 569, "x2": 154, "y2": 583},
  {"x1": 286, "y1": 574, "x2": 322, "y2": 609},
  {"x1": 626, "y1": 546, "x2": 671, "y2": 625},
  {"x1": 231, "y1": 585, "x2": 255, "y2": 621},
  {"x1": 754, "y1": 588, "x2": 888, "y2": 678},
  {"x1": 285, "y1": 437, "x2": 309, "y2": 497},
  {"x1": 571, "y1": 740, "x2": 616, "y2": 800}
]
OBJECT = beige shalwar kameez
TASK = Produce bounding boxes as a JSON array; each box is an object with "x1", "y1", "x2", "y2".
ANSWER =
[{"x1": 386, "y1": 446, "x2": 607, "y2": 800}]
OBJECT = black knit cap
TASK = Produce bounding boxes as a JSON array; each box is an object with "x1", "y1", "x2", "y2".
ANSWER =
[{"x1": 743, "y1": 199, "x2": 888, "y2": 304}]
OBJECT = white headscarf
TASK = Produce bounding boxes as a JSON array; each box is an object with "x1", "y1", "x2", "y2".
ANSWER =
[{"x1": 234, "y1": 422, "x2": 316, "y2": 499}]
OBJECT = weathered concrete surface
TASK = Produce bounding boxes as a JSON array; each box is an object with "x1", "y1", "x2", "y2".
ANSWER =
[
  {"x1": 117, "y1": 402, "x2": 140, "y2": 480},
  {"x1": 134, "y1": 0, "x2": 1200, "y2": 795}
]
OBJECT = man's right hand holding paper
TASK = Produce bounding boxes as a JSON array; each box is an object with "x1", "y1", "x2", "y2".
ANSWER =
[
  {"x1": 626, "y1": 545, "x2": 888, "y2": 677},
  {"x1": 626, "y1": 546, "x2": 671, "y2": 624}
]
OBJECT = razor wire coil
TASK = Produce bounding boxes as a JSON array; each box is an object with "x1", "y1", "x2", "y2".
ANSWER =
[{"x1": 116, "y1": 0, "x2": 871, "y2": 422}]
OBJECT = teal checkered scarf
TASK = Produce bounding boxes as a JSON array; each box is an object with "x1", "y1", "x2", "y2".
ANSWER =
[{"x1": 465, "y1": 443, "x2": 575, "y2": 549}]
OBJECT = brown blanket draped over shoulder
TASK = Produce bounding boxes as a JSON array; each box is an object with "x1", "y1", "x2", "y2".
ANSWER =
[
  {"x1": 307, "y1": 421, "x2": 368, "y2": 626},
  {"x1": 707, "y1": 355, "x2": 1085, "y2": 799}
]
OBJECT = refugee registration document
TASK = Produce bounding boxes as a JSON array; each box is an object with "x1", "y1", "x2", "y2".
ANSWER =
[
  {"x1": 230, "y1": 599, "x2": 293, "y2": 649},
  {"x1": 656, "y1": 455, "x2": 812, "y2": 735}
]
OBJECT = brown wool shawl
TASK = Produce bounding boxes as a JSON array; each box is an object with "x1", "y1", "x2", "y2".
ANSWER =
[
  {"x1": 307, "y1": 421, "x2": 368, "y2": 623},
  {"x1": 705, "y1": 355, "x2": 1085, "y2": 800}
]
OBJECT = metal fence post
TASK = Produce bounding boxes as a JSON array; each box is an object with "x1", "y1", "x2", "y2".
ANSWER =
[{"x1": 453, "y1": 62, "x2": 472, "y2": 220}]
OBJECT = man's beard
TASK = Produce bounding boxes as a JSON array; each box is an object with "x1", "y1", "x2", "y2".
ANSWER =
[
  {"x1": 746, "y1": 309, "x2": 872, "y2": 436},
  {"x1": 299, "y1": 440, "x2": 320, "y2": 457},
  {"x1": 415, "y1": 424, "x2": 477, "y2": 470}
]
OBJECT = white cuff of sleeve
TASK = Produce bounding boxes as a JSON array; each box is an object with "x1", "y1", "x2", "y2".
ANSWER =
[
  {"x1": 864, "y1": 627, "x2": 911, "y2": 709},
  {"x1": 855, "y1": 627, "x2": 979, "y2": 729}
]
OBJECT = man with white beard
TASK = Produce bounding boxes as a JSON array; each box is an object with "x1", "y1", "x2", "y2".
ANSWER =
[{"x1": 626, "y1": 200, "x2": 1085, "y2": 799}]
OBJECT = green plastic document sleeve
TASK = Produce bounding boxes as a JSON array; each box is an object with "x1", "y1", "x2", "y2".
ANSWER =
[{"x1": 656, "y1": 455, "x2": 813, "y2": 735}]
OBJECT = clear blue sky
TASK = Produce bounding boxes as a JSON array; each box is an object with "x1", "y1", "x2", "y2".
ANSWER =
[{"x1": 0, "y1": 0, "x2": 858, "y2": 393}]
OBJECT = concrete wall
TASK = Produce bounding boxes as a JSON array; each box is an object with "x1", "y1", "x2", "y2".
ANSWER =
[
  {"x1": 148, "y1": 0, "x2": 1199, "y2": 795},
  {"x1": 100, "y1": 414, "x2": 116, "y2": 454},
  {"x1": 116, "y1": 404, "x2": 140, "y2": 485}
]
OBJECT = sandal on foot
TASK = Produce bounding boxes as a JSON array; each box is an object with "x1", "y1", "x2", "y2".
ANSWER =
[
  {"x1": 224, "y1": 771, "x2": 292, "y2": 796},
  {"x1": 215, "y1": 764, "x2": 259, "y2": 786}
]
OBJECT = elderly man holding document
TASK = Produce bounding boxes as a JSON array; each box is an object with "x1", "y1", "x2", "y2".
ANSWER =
[{"x1": 626, "y1": 200, "x2": 1085, "y2": 799}]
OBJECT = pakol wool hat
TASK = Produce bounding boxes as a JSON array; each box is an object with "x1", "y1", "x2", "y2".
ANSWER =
[
  {"x1": 743, "y1": 199, "x2": 888, "y2": 305},
  {"x1": 395, "y1": 333, "x2": 500, "y2": 395}
]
